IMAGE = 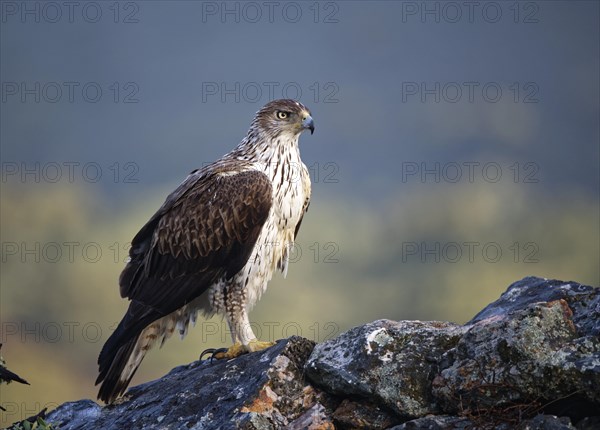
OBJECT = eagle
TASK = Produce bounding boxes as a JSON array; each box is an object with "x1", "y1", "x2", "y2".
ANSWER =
[{"x1": 96, "y1": 99, "x2": 314, "y2": 403}]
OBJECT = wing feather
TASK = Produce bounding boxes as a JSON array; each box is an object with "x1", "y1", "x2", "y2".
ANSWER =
[
  {"x1": 124, "y1": 167, "x2": 271, "y2": 305},
  {"x1": 98, "y1": 166, "x2": 273, "y2": 402},
  {"x1": 105, "y1": 166, "x2": 272, "y2": 358}
]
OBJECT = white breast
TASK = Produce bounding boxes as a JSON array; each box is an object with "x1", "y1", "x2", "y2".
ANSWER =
[{"x1": 240, "y1": 151, "x2": 310, "y2": 309}]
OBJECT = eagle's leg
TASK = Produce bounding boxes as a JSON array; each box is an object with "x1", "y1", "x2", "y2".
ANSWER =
[{"x1": 203, "y1": 301, "x2": 275, "y2": 360}]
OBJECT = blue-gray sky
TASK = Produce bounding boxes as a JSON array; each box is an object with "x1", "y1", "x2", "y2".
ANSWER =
[{"x1": 2, "y1": 1, "x2": 598, "y2": 198}]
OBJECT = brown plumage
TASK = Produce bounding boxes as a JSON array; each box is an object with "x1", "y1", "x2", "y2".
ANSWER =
[{"x1": 96, "y1": 99, "x2": 314, "y2": 403}]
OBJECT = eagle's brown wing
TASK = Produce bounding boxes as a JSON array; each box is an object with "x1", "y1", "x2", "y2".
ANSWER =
[{"x1": 96, "y1": 165, "x2": 272, "y2": 402}]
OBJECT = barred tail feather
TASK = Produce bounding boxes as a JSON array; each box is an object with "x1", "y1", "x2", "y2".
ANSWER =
[
  {"x1": 96, "y1": 312, "x2": 184, "y2": 403},
  {"x1": 96, "y1": 302, "x2": 162, "y2": 403},
  {"x1": 96, "y1": 333, "x2": 141, "y2": 404}
]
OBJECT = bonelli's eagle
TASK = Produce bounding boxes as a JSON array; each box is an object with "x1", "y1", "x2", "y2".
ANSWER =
[{"x1": 96, "y1": 99, "x2": 314, "y2": 403}]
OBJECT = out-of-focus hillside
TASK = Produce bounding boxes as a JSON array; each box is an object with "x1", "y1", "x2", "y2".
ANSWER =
[{"x1": 1, "y1": 180, "x2": 598, "y2": 425}]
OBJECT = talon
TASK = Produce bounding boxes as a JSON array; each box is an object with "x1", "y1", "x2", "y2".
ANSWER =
[
  {"x1": 199, "y1": 348, "x2": 228, "y2": 362},
  {"x1": 201, "y1": 343, "x2": 244, "y2": 361},
  {"x1": 200, "y1": 348, "x2": 215, "y2": 360},
  {"x1": 200, "y1": 340, "x2": 276, "y2": 362}
]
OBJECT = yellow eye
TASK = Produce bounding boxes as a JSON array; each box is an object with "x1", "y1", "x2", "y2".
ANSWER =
[{"x1": 276, "y1": 111, "x2": 289, "y2": 119}]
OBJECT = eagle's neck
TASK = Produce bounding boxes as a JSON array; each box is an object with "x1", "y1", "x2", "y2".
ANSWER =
[{"x1": 228, "y1": 129, "x2": 302, "y2": 180}]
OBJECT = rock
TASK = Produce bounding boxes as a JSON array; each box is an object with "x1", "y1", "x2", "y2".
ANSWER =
[
  {"x1": 388, "y1": 415, "x2": 473, "y2": 429},
  {"x1": 285, "y1": 402, "x2": 335, "y2": 430},
  {"x1": 390, "y1": 413, "x2": 577, "y2": 430},
  {"x1": 512, "y1": 414, "x2": 575, "y2": 429},
  {"x1": 331, "y1": 399, "x2": 400, "y2": 429},
  {"x1": 43, "y1": 400, "x2": 102, "y2": 429},
  {"x1": 47, "y1": 336, "x2": 330, "y2": 430},
  {"x1": 576, "y1": 416, "x2": 600, "y2": 430},
  {"x1": 44, "y1": 277, "x2": 600, "y2": 429},
  {"x1": 305, "y1": 320, "x2": 465, "y2": 418},
  {"x1": 469, "y1": 276, "x2": 600, "y2": 336},
  {"x1": 433, "y1": 298, "x2": 600, "y2": 421}
]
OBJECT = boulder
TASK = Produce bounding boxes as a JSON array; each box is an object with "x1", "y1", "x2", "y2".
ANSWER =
[{"x1": 305, "y1": 319, "x2": 465, "y2": 418}]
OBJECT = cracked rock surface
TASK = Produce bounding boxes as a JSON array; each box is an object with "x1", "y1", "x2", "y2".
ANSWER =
[{"x1": 48, "y1": 337, "x2": 328, "y2": 430}]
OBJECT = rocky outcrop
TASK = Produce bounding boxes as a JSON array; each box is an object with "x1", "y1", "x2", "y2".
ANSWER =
[
  {"x1": 46, "y1": 277, "x2": 599, "y2": 429},
  {"x1": 46, "y1": 336, "x2": 334, "y2": 430}
]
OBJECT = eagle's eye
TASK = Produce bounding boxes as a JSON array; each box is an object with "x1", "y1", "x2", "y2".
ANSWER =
[{"x1": 276, "y1": 111, "x2": 289, "y2": 120}]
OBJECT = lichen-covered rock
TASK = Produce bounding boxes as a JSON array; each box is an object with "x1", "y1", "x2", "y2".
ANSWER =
[
  {"x1": 305, "y1": 319, "x2": 465, "y2": 418},
  {"x1": 47, "y1": 337, "x2": 329, "y2": 430},
  {"x1": 432, "y1": 299, "x2": 600, "y2": 418},
  {"x1": 469, "y1": 276, "x2": 600, "y2": 336}
]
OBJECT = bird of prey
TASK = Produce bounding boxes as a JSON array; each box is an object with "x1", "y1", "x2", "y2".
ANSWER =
[{"x1": 96, "y1": 99, "x2": 314, "y2": 403}]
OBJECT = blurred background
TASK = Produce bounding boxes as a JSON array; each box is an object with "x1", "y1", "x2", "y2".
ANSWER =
[{"x1": 1, "y1": 0, "x2": 598, "y2": 425}]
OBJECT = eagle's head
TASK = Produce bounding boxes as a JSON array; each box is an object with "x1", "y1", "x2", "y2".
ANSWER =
[{"x1": 253, "y1": 99, "x2": 315, "y2": 140}]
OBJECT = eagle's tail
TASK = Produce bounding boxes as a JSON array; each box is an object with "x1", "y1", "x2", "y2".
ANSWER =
[
  {"x1": 96, "y1": 302, "x2": 164, "y2": 403},
  {"x1": 96, "y1": 331, "x2": 140, "y2": 404}
]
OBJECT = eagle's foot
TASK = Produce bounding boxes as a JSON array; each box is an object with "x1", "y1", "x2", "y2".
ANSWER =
[
  {"x1": 199, "y1": 347, "x2": 225, "y2": 361},
  {"x1": 199, "y1": 342, "x2": 244, "y2": 361},
  {"x1": 200, "y1": 340, "x2": 276, "y2": 361},
  {"x1": 246, "y1": 339, "x2": 276, "y2": 353}
]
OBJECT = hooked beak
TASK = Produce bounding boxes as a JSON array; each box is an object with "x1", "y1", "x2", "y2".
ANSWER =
[{"x1": 302, "y1": 115, "x2": 315, "y2": 135}]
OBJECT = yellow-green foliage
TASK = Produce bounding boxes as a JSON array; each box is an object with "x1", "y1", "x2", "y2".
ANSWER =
[{"x1": 8, "y1": 417, "x2": 58, "y2": 430}]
